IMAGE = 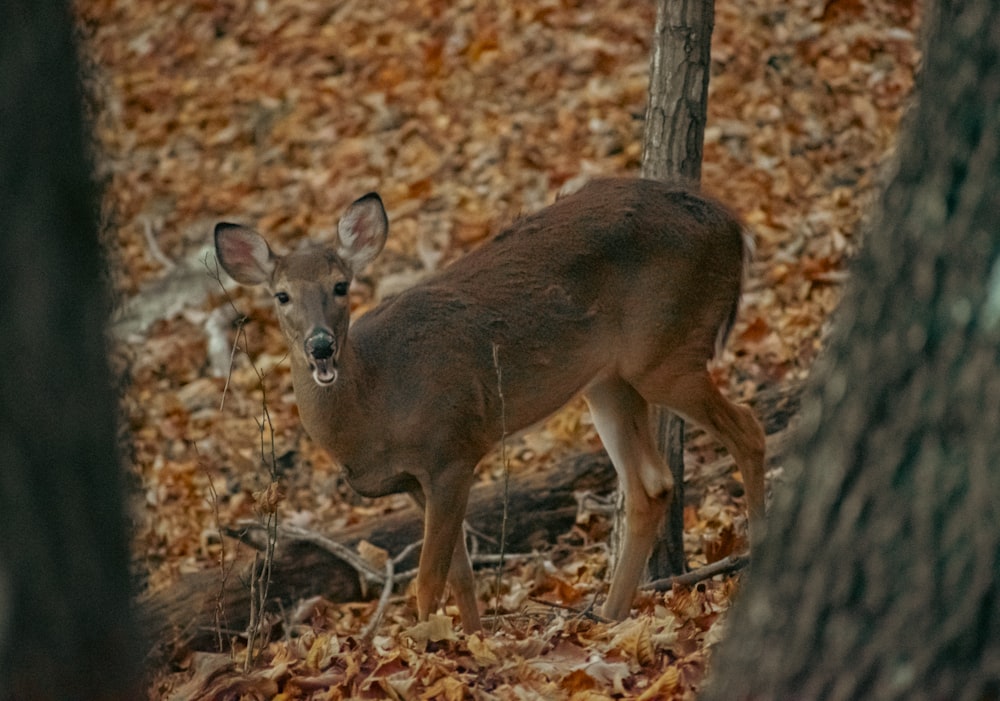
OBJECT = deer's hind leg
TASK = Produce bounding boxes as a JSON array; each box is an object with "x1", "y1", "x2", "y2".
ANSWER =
[
  {"x1": 584, "y1": 377, "x2": 672, "y2": 620},
  {"x1": 637, "y1": 366, "x2": 766, "y2": 539}
]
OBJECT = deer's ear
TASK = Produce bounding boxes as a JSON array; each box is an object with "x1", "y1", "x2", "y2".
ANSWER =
[
  {"x1": 337, "y1": 193, "x2": 388, "y2": 273},
  {"x1": 214, "y1": 223, "x2": 275, "y2": 286}
]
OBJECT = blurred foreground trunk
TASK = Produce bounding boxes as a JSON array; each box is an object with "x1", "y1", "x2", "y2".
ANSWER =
[
  {"x1": 702, "y1": 1, "x2": 1000, "y2": 698},
  {"x1": 0, "y1": 3, "x2": 139, "y2": 699}
]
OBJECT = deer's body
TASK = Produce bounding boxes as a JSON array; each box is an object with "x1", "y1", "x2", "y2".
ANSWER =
[{"x1": 216, "y1": 178, "x2": 766, "y2": 633}]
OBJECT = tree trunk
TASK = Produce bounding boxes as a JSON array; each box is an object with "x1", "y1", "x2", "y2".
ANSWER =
[
  {"x1": 636, "y1": 0, "x2": 715, "y2": 579},
  {"x1": 702, "y1": 1, "x2": 1000, "y2": 698},
  {"x1": 641, "y1": 0, "x2": 714, "y2": 182},
  {"x1": 0, "y1": 3, "x2": 139, "y2": 699}
]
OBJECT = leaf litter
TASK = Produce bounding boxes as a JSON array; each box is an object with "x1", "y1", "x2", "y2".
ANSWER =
[{"x1": 75, "y1": 0, "x2": 920, "y2": 697}]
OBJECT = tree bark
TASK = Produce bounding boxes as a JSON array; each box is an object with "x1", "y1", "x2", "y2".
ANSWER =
[
  {"x1": 638, "y1": 0, "x2": 715, "y2": 579},
  {"x1": 702, "y1": 1, "x2": 1000, "y2": 698},
  {"x1": 0, "y1": 3, "x2": 139, "y2": 699},
  {"x1": 641, "y1": 0, "x2": 714, "y2": 182}
]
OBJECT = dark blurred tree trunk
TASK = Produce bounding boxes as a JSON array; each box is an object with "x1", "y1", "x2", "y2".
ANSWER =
[
  {"x1": 637, "y1": 0, "x2": 715, "y2": 578},
  {"x1": 0, "y1": 3, "x2": 139, "y2": 699},
  {"x1": 702, "y1": 1, "x2": 1000, "y2": 698}
]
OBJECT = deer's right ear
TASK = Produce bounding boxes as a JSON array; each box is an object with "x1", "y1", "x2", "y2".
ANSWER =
[
  {"x1": 214, "y1": 223, "x2": 275, "y2": 286},
  {"x1": 337, "y1": 193, "x2": 388, "y2": 274}
]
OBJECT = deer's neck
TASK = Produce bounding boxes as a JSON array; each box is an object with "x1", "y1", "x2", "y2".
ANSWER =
[
  {"x1": 288, "y1": 344, "x2": 365, "y2": 462},
  {"x1": 288, "y1": 342, "x2": 408, "y2": 497}
]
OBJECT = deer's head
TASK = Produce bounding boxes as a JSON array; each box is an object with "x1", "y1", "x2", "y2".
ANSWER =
[{"x1": 214, "y1": 193, "x2": 388, "y2": 386}]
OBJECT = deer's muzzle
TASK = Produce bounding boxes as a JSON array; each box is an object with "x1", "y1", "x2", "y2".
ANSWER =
[{"x1": 304, "y1": 331, "x2": 338, "y2": 386}]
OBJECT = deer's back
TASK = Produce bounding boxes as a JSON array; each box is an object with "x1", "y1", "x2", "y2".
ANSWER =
[{"x1": 351, "y1": 178, "x2": 746, "y2": 443}]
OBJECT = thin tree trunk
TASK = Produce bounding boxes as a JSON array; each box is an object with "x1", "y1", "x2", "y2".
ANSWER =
[
  {"x1": 636, "y1": 0, "x2": 715, "y2": 579},
  {"x1": 641, "y1": 0, "x2": 714, "y2": 182},
  {"x1": 702, "y1": 1, "x2": 1000, "y2": 698}
]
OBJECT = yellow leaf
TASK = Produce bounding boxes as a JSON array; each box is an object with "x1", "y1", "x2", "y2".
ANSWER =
[
  {"x1": 467, "y1": 632, "x2": 500, "y2": 666},
  {"x1": 404, "y1": 613, "x2": 458, "y2": 645}
]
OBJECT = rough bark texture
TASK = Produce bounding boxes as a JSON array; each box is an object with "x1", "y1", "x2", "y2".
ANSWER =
[
  {"x1": 0, "y1": 2, "x2": 139, "y2": 699},
  {"x1": 640, "y1": 0, "x2": 714, "y2": 182},
  {"x1": 638, "y1": 0, "x2": 715, "y2": 578},
  {"x1": 702, "y1": 2, "x2": 1000, "y2": 699}
]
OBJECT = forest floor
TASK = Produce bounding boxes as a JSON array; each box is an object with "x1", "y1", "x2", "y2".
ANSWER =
[{"x1": 76, "y1": 0, "x2": 920, "y2": 698}]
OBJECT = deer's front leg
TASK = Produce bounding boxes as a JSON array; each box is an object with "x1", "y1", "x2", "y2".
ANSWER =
[
  {"x1": 447, "y1": 524, "x2": 482, "y2": 632},
  {"x1": 413, "y1": 466, "x2": 477, "y2": 629}
]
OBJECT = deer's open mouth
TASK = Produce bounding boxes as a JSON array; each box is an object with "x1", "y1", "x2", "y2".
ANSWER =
[
  {"x1": 310, "y1": 359, "x2": 338, "y2": 386},
  {"x1": 305, "y1": 332, "x2": 338, "y2": 386}
]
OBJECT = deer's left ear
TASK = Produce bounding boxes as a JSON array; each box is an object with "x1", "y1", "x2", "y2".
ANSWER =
[{"x1": 336, "y1": 193, "x2": 388, "y2": 274}]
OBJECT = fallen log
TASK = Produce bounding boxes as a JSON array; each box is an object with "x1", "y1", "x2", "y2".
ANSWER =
[
  {"x1": 141, "y1": 385, "x2": 797, "y2": 660},
  {"x1": 141, "y1": 450, "x2": 617, "y2": 660}
]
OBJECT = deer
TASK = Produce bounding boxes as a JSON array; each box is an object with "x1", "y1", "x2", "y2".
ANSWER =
[{"x1": 214, "y1": 177, "x2": 766, "y2": 633}]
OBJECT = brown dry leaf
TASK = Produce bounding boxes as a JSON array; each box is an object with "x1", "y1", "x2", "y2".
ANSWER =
[
  {"x1": 535, "y1": 573, "x2": 585, "y2": 605},
  {"x1": 356, "y1": 539, "x2": 389, "y2": 570},
  {"x1": 703, "y1": 523, "x2": 740, "y2": 564},
  {"x1": 602, "y1": 617, "x2": 653, "y2": 669},
  {"x1": 466, "y1": 632, "x2": 500, "y2": 666},
  {"x1": 403, "y1": 614, "x2": 459, "y2": 646},
  {"x1": 304, "y1": 633, "x2": 340, "y2": 671},
  {"x1": 421, "y1": 674, "x2": 468, "y2": 701},
  {"x1": 637, "y1": 666, "x2": 681, "y2": 701},
  {"x1": 76, "y1": 0, "x2": 922, "y2": 696},
  {"x1": 561, "y1": 667, "x2": 598, "y2": 694}
]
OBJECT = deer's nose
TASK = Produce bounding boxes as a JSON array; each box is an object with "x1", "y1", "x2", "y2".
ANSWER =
[{"x1": 305, "y1": 332, "x2": 335, "y2": 360}]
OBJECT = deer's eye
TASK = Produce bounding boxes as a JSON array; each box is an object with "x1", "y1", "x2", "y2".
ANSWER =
[
  {"x1": 333, "y1": 281, "x2": 349, "y2": 297},
  {"x1": 275, "y1": 291, "x2": 290, "y2": 305}
]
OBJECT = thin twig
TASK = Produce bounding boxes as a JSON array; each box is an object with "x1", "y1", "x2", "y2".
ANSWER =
[
  {"x1": 491, "y1": 343, "x2": 511, "y2": 633},
  {"x1": 645, "y1": 553, "x2": 750, "y2": 591},
  {"x1": 526, "y1": 596, "x2": 610, "y2": 624},
  {"x1": 360, "y1": 558, "x2": 396, "y2": 642},
  {"x1": 203, "y1": 254, "x2": 249, "y2": 411},
  {"x1": 278, "y1": 524, "x2": 387, "y2": 583},
  {"x1": 207, "y1": 253, "x2": 283, "y2": 670},
  {"x1": 141, "y1": 216, "x2": 174, "y2": 269},
  {"x1": 393, "y1": 539, "x2": 424, "y2": 567},
  {"x1": 469, "y1": 552, "x2": 534, "y2": 565},
  {"x1": 197, "y1": 446, "x2": 234, "y2": 656},
  {"x1": 244, "y1": 367, "x2": 281, "y2": 671}
]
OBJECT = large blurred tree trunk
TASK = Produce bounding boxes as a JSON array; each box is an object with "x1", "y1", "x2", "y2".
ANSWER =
[
  {"x1": 0, "y1": 3, "x2": 138, "y2": 699},
  {"x1": 702, "y1": 1, "x2": 1000, "y2": 698},
  {"x1": 637, "y1": 0, "x2": 715, "y2": 578}
]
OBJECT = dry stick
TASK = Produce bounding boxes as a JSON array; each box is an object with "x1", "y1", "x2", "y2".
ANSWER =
[
  {"x1": 359, "y1": 539, "x2": 424, "y2": 641},
  {"x1": 645, "y1": 553, "x2": 750, "y2": 591},
  {"x1": 245, "y1": 372, "x2": 281, "y2": 671},
  {"x1": 526, "y1": 596, "x2": 608, "y2": 624},
  {"x1": 277, "y1": 524, "x2": 387, "y2": 584},
  {"x1": 141, "y1": 216, "x2": 174, "y2": 270},
  {"x1": 206, "y1": 254, "x2": 282, "y2": 670},
  {"x1": 517, "y1": 556, "x2": 750, "y2": 624},
  {"x1": 394, "y1": 550, "x2": 534, "y2": 584},
  {"x1": 204, "y1": 255, "x2": 247, "y2": 412},
  {"x1": 491, "y1": 343, "x2": 511, "y2": 633},
  {"x1": 360, "y1": 558, "x2": 395, "y2": 642},
  {"x1": 196, "y1": 445, "x2": 234, "y2": 657}
]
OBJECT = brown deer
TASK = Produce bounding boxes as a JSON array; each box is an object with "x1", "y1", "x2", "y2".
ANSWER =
[{"x1": 214, "y1": 178, "x2": 766, "y2": 633}]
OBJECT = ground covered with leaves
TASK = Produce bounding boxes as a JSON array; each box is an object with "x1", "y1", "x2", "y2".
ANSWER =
[{"x1": 76, "y1": 0, "x2": 919, "y2": 697}]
